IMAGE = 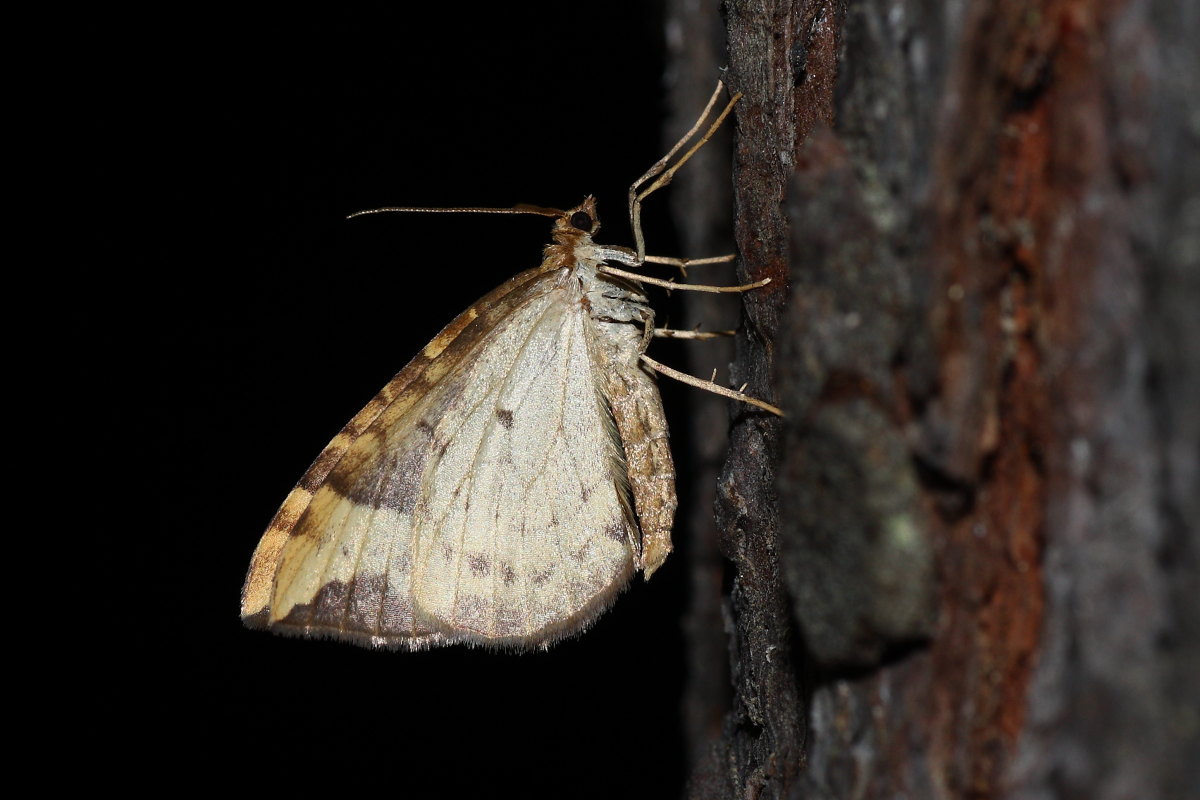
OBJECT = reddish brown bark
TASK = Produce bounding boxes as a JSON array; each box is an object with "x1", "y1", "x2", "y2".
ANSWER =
[{"x1": 669, "y1": 1, "x2": 1199, "y2": 797}]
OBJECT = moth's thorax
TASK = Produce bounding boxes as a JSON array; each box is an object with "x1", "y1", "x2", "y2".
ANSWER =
[
  {"x1": 543, "y1": 196, "x2": 640, "y2": 272},
  {"x1": 557, "y1": 240, "x2": 650, "y2": 328}
]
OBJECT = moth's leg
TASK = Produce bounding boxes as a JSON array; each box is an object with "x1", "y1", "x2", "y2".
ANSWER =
[
  {"x1": 628, "y1": 82, "x2": 726, "y2": 206},
  {"x1": 644, "y1": 254, "x2": 735, "y2": 267},
  {"x1": 634, "y1": 306, "x2": 654, "y2": 353},
  {"x1": 636, "y1": 300, "x2": 779, "y2": 414},
  {"x1": 594, "y1": 244, "x2": 738, "y2": 277},
  {"x1": 590, "y1": 284, "x2": 649, "y2": 313},
  {"x1": 629, "y1": 307, "x2": 734, "y2": 356},
  {"x1": 640, "y1": 353, "x2": 783, "y2": 417},
  {"x1": 587, "y1": 285, "x2": 655, "y2": 352},
  {"x1": 627, "y1": 82, "x2": 739, "y2": 263},
  {"x1": 598, "y1": 264, "x2": 770, "y2": 294},
  {"x1": 644, "y1": 252, "x2": 736, "y2": 278},
  {"x1": 652, "y1": 328, "x2": 734, "y2": 340}
]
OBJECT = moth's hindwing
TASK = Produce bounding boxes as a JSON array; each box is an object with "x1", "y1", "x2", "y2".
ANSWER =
[{"x1": 242, "y1": 263, "x2": 641, "y2": 649}]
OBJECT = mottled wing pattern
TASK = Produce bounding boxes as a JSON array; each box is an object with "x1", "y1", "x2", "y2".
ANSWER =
[
  {"x1": 241, "y1": 265, "x2": 638, "y2": 649},
  {"x1": 240, "y1": 268, "x2": 546, "y2": 630}
]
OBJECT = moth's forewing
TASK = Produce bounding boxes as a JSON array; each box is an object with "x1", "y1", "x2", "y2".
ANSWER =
[
  {"x1": 242, "y1": 259, "x2": 643, "y2": 649},
  {"x1": 241, "y1": 266, "x2": 551, "y2": 628},
  {"x1": 409, "y1": 287, "x2": 637, "y2": 646}
]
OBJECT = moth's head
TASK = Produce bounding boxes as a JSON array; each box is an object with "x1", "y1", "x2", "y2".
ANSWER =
[
  {"x1": 543, "y1": 196, "x2": 610, "y2": 270},
  {"x1": 554, "y1": 196, "x2": 600, "y2": 240}
]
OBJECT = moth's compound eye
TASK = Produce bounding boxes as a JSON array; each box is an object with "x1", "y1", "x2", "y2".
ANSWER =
[{"x1": 570, "y1": 211, "x2": 593, "y2": 231}]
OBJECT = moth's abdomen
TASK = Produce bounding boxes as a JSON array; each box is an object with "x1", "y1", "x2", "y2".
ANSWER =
[{"x1": 584, "y1": 283, "x2": 677, "y2": 578}]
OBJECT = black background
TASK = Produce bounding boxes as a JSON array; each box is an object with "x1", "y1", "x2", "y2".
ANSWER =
[{"x1": 109, "y1": 3, "x2": 719, "y2": 796}]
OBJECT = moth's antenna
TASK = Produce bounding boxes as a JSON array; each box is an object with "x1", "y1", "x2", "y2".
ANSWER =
[{"x1": 347, "y1": 204, "x2": 564, "y2": 220}]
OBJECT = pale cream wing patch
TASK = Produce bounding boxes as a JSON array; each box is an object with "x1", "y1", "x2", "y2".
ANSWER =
[
  {"x1": 411, "y1": 293, "x2": 636, "y2": 645},
  {"x1": 257, "y1": 273, "x2": 637, "y2": 649}
]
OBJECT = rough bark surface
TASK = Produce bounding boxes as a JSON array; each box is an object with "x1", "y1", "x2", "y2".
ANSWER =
[
  {"x1": 663, "y1": 3, "x2": 741, "y2": 773},
  {"x1": 670, "y1": 1, "x2": 1198, "y2": 798}
]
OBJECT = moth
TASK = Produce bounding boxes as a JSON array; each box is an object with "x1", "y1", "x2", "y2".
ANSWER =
[{"x1": 241, "y1": 82, "x2": 778, "y2": 650}]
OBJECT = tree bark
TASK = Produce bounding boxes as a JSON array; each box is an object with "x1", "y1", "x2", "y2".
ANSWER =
[{"x1": 669, "y1": 1, "x2": 1199, "y2": 797}]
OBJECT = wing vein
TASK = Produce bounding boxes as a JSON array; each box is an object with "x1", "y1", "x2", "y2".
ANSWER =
[
  {"x1": 437, "y1": 293, "x2": 564, "y2": 635},
  {"x1": 549, "y1": 313, "x2": 579, "y2": 609}
]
